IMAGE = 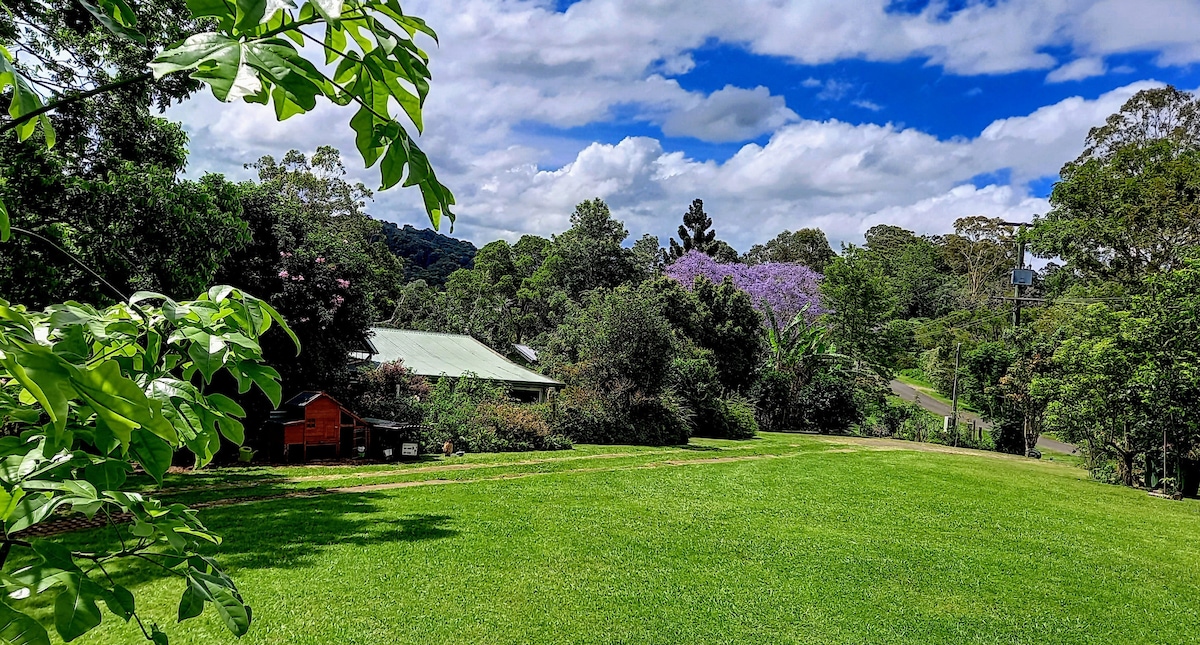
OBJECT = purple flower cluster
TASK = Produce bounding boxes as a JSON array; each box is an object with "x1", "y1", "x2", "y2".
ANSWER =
[{"x1": 665, "y1": 250, "x2": 825, "y2": 322}]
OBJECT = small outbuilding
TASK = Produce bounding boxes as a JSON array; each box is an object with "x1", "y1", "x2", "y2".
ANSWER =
[
  {"x1": 360, "y1": 328, "x2": 564, "y2": 402},
  {"x1": 271, "y1": 391, "x2": 370, "y2": 461}
]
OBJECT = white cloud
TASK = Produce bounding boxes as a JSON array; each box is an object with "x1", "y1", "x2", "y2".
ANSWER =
[
  {"x1": 852, "y1": 99, "x2": 885, "y2": 111},
  {"x1": 166, "y1": 0, "x2": 1200, "y2": 254},
  {"x1": 661, "y1": 85, "x2": 798, "y2": 142},
  {"x1": 806, "y1": 78, "x2": 855, "y2": 101},
  {"x1": 413, "y1": 81, "x2": 1158, "y2": 251},
  {"x1": 1046, "y1": 57, "x2": 1108, "y2": 83}
]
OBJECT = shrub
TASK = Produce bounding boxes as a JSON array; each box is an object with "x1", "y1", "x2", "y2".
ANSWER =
[
  {"x1": 419, "y1": 375, "x2": 570, "y2": 453},
  {"x1": 420, "y1": 375, "x2": 504, "y2": 452},
  {"x1": 752, "y1": 368, "x2": 795, "y2": 432},
  {"x1": 796, "y1": 372, "x2": 863, "y2": 434},
  {"x1": 546, "y1": 284, "x2": 691, "y2": 446},
  {"x1": 555, "y1": 387, "x2": 691, "y2": 446},
  {"x1": 752, "y1": 367, "x2": 864, "y2": 434},
  {"x1": 469, "y1": 401, "x2": 570, "y2": 452},
  {"x1": 350, "y1": 360, "x2": 430, "y2": 424},
  {"x1": 712, "y1": 395, "x2": 760, "y2": 439}
]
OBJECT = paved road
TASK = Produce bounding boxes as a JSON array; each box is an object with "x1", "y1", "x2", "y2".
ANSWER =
[{"x1": 888, "y1": 380, "x2": 1079, "y2": 455}]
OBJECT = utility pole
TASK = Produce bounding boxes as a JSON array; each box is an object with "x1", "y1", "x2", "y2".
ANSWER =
[
  {"x1": 1012, "y1": 227, "x2": 1027, "y2": 327},
  {"x1": 1000, "y1": 221, "x2": 1030, "y2": 327},
  {"x1": 950, "y1": 341, "x2": 962, "y2": 445}
]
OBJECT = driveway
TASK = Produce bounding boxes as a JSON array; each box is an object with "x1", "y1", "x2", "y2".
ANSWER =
[{"x1": 888, "y1": 380, "x2": 1078, "y2": 455}]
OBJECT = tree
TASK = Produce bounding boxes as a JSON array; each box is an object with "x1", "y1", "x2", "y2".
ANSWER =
[
  {"x1": 744, "y1": 228, "x2": 836, "y2": 272},
  {"x1": 820, "y1": 245, "x2": 902, "y2": 375},
  {"x1": 1030, "y1": 87, "x2": 1200, "y2": 289},
  {"x1": 1078, "y1": 85, "x2": 1200, "y2": 160},
  {"x1": 554, "y1": 198, "x2": 639, "y2": 298},
  {"x1": 0, "y1": 0, "x2": 455, "y2": 240},
  {"x1": 632, "y1": 233, "x2": 664, "y2": 277},
  {"x1": 547, "y1": 284, "x2": 689, "y2": 446},
  {"x1": 1036, "y1": 305, "x2": 1150, "y2": 484},
  {"x1": 665, "y1": 198, "x2": 738, "y2": 262},
  {"x1": 0, "y1": 289, "x2": 294, "y2": 644},
  {"x1": 942, "y1": 216, "x2": 1014, "y2": 305},
  {"x1": 667, "y1": 199, "x2": 715, "y2": 260},
  {"x1": 665, "y1": 250, "x2": 824, "y2": 323},
  {"x1": 862, "y1": 225, "x2": 959, "y2": 319},
  {"x1": 690, "y1": 277, "x2": 763, "y2": 393},
  {"x1": 1125, "y1": 256, "x2": 1200, "y2": 485},
  {"x1": 216, "y1": 149, "x2": 405, "y2": 404},
  {"x1": 0, "y1": 2, "x2": 452, "y2": 642},
  {"x1": 0, "y1": 135, "x2": 249, "y2": 307}
]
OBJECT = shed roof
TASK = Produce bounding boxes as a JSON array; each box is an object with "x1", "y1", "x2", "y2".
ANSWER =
[
  {"x1": 513, "y1": 344, "x2": 539, "y2": 364},
  {"x1": 284, "y1": 391, "x2": 325, "y2": 407},
  {"x1": 366, "y1": 328, "x2": 563, "y2": 388}
]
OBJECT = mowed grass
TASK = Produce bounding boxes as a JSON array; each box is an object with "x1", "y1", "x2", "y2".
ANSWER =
[{"x1": 38, "y1": 434, "x2": 1200, "y2": 644}]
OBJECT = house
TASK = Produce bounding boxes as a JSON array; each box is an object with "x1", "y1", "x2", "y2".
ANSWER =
[
  {"x1": 360, "y1": 327, "x2": 564, "y2": 402},
  {"x1": 269, "y1": 391, "x2": 370, "y2": 461}
]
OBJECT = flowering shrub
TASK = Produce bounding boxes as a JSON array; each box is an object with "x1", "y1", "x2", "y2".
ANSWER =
[
  {"x1": 470, "y1": 401, "x2": 571, "y2": 452},
  {"x1": 351, "y1": 360, "x2": 430, "y2": 425},
  {"x1": 665, "y1": 250, "x2": 825, "y2": 322},
  {"x1": 419, "y1": 375, "x2": 569, "y2": 452}
]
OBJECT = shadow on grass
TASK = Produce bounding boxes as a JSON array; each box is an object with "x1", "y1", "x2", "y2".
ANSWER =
[
  {"x1": 674, "y1": 444, "x2": 722, "y2": 451},
  {"x1": 13, "y1": 492, "x2": 459, "y2": 616},
  {"x1": 203, "y1": 494, "x2": 459, "y2": 571}
]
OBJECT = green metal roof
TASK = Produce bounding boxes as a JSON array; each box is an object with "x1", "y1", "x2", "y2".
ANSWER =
[{"x1": 366, "y1": 328, "x2": 563, "y2": 388}]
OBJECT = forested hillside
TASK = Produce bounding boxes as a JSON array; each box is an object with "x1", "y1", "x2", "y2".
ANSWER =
[{"x1": 379, "y1": 221, "x2": 477, "y2": 287}]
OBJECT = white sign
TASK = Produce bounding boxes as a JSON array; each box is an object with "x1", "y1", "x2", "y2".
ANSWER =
[{"x1": 401, "y1": 443, "x2": 418, "y2": 457}]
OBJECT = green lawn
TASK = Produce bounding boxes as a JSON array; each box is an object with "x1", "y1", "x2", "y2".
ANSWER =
[{"x1": 33, "y1": 434, "x2": 1200, "y2": 644}]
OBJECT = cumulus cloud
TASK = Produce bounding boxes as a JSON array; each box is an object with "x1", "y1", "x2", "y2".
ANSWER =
[
  {"x1": 1046, "y1": 57, "x2": 1108, "y2": 83},
  {"x1": 415, "y1": 81, "x2": 1158, "y2": 251},
  {"x1": 166, "y1": 0, "x2": 1200, "y2": 253},
  {"x1": 661, "y1": 85, "x2": 797, "y2": 142}
]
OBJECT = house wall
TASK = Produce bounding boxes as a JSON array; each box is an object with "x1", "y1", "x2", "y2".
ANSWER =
[{"x1": 304, "y1": 396, "x2": 342, "y2": 445}]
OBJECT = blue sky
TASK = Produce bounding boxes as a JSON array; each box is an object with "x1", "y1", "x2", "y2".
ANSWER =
[{"x1": 171, "y1": 0, "x2": 1200, "y2": 250}]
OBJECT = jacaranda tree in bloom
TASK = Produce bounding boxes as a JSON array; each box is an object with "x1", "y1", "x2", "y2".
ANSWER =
[
  {"x1": 0, "y1": 1, "x2": 451, "y2": 642},
  {"x1": 665, "y1": 250, "x2": 826, "y2": 323}
]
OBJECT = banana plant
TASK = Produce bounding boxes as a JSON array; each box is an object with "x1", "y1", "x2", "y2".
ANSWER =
[{"x1": 764, "y1": 304, "x2": 841, "y2": 379}]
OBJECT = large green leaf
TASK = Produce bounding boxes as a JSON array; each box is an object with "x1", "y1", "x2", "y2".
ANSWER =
[
  {"x1": 0, "y1": 344, "x2": 73, "y2": 438},
  {"x1": 177, "y1": 582, "x2": 205, "y2": 622},
  {"x1": 0, "y1": 487, "x2": 22, "y2": 522},
  {"x1": 52, "y1": 578, "x2": 103, "y2": 642},
  {"x1": 239, "y1": 363, "x2": 282, "y2": 408},
  {"x1": 0, "y1": 599, "x2": 50, "y2": 645},
  {"x1": 74, "y1": 361, "x2": 176, "y2": 446},
  {"x1": 78, "y1": 0, "x2": 147, "y2": 43},
  {"x1": 195, "y1": 576, "x2": 250, "y2": 637},
  {"x1": 82, "y1": 460, "x2": 129, "y2": 492},
  {"x1": 129, "y1": 429, "x2": 173, "y2": 485},
  {"x1": 6, "y1": 493, "x2": 57, "y2": 534},
  {"x1": 98, "y1": 584, "x2": 134, "y2": 622},
  {"x1": 309, "y1": 0, "x2": 344, "y2": 22}
]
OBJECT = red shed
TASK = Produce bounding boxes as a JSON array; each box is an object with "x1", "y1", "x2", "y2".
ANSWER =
[{"x1": 276, "y1": 391, "x2": 369, "y2": 461}]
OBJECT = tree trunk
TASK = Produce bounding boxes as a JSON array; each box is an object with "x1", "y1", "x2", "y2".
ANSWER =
[{"x1": 1119, "y1": 451, "x2": 1135, "y2": 487}]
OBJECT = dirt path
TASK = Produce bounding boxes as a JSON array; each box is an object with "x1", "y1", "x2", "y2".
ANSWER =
[
  {"x1": 888, "y1": 380, "x2": 1079, "y2": 455},
  {"x1": 16, "y1": 452, "x2": 794, "y2": 537}
]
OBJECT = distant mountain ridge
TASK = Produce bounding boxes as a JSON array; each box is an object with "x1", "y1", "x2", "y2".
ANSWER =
[{"x1": 378, "y1": 221, "x2": 476, "y2": 287}]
